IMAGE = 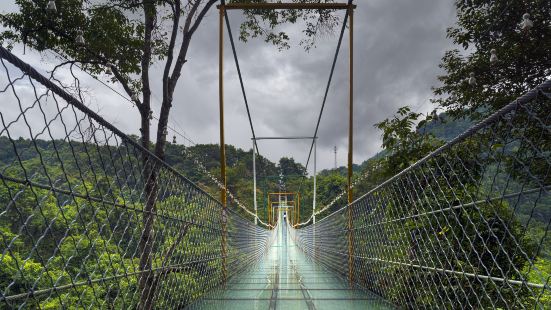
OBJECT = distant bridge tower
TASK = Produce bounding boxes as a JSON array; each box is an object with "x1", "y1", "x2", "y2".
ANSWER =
[{"x1": 334, "y1": 146, "x2": 337, "y2": 170}]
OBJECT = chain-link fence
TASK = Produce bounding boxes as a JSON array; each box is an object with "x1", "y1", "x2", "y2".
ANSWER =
[
  {"x1": 291, "y1": 80, "x2": 551, "y2": 309},
  {"x1": 0, "y1": 46, "x2": 274, "y2": 309}
]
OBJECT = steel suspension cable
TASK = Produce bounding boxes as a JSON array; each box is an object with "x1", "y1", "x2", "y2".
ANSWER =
[
  {"x1": 300, "y1": 0, "x2": 511, "y2": 222},
  {"x1": 26, "y1": 2, "x2": 263, "y2": 224},
  {"x1": 45, "y1": 49, "x2": 256, "y2": 219},
  {"x1": 0, "y1": 44, "x2": 278, "y2": 308},
  {"x1": 221, "y1": 0, "x2": 276, "y2": 226},
  {"x1": 221, "y1": 0, "x2": 261, "y2": 157},
  {"x1": 298, "y1": 0, "x2": 353, "y2": 194}
]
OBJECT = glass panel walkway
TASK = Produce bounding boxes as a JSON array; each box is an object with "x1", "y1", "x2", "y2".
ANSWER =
[{"x1": 189, "y1": 212, "x2": 394, "y2": 310}]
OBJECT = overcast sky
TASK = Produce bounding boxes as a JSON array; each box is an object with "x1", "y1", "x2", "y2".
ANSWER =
[{"x1": 0, "y1": 1, "x2": 457, "y2": 174}]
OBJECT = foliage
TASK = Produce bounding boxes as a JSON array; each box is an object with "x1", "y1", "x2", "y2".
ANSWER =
[
  {"x1": 0, "y1": 137, "x2": 242, "y2": 308},
  {"x1": 350, "y1": 104, "x2": 551, "y2": 308},
  {"x1": 424, "y1": 2, "x2": 551, "y2": 305},
  {"x1": 1, "y1": 0, "x2": 147, "y2": 88},
  {"x1": 433, "y1": 0, "x2": 551, "y2": 121},
  {"x1": 236, "y1": 0, "x2": 341, "y2": 51},
  {"x1": 374, "y1": 106, "x2": 444, "y2": 178}
]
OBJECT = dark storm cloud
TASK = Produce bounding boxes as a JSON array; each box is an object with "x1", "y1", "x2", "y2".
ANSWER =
[
  {"x1": 167, "y1": 0, "x2": 456, "y2": 173},
  {"x1": 1, "y1": 1, "x2": 457, "y2": 173}
]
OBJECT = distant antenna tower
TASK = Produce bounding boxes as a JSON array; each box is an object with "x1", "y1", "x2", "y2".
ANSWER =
[{"x1": 334, "y1": 146, "x2": 337, "y2": 170}]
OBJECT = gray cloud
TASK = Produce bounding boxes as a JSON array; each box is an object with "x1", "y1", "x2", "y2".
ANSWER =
[{"x1": 1, "y1": 0, "x2": 457, "y2": 174}]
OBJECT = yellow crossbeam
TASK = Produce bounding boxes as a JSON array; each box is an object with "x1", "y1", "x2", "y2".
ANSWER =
[{"x1": 218, "y1": 3, "x2": 356, "y2": 10}]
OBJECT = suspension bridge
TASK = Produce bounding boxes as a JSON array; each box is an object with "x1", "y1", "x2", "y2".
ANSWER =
[{"x1": 0, "y1": 1, "x2": 550, "y2": 309}]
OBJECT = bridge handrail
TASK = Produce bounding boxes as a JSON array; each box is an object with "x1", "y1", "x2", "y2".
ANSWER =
[
  {"x1": 292, "y1": 79, "x2": 551, "y2": 309},
  {"x1": 0, "y1": 46, "x2": 274, "y2": 309}
]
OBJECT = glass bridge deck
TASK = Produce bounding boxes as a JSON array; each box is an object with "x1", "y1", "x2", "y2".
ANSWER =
[{"x1": 188, "y1": 213, "x2": 394, "y2": 310}]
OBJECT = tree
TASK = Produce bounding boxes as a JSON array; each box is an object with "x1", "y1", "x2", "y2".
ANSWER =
[
  {"x1": 433, "y1": 0, "x2": 551, "y2": 121},
  {"x1": 1, "y1": 0, "x2": 342, "y2": 158},
  {"x1": 278, "y1": 157, "x2": 306, "y2": 177},
  {"x1": 433, "y1": 5, "x2": 550, "y2": 305},
  {"x1": 374, "y1": 106, "x2": 443, "y2": 178},
  {"x1": 367, "y1": 106, "x2": 544, "y2": 307}
]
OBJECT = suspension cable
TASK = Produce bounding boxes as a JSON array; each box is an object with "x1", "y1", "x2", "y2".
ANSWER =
[
  {"x1": 29, "y1": 6, "x2": 262, "y2": 225},
  {"x1": 298, "y1": 0, "x2": 510, "y2": 224},
  {"x1": 298, "y1": 0, "x2": 353, "y2": 194},
  {"x1": 221, "y1": 0, "x2": 261, "y2": 157}
]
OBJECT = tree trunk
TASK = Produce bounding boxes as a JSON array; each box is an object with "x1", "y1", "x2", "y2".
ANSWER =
[
  {"x1": 138, "y1": 105, "x2": 158, "y2": 309},
  {"x1": 138, "y1": 1, "x2": 156, "y2": 309},
  {"x1": 137, "y1": 1, "x2": 218, "y2": 308}
]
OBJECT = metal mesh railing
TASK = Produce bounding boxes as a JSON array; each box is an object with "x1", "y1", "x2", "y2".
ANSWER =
[
  {"x1": 0, "y1": 46, "x2": 274, "y2": 309},
  {"x1": 291, "y1": 80, "x2": 551, "y2": 309}
]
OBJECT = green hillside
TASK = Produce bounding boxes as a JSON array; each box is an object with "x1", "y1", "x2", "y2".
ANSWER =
[{"x1": 1, "y1": 109, "x2": 549, "y2": 255}]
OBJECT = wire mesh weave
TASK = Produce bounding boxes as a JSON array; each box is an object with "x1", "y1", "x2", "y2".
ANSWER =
[
  {"x1": 0, "y1": 47, "x2": 273, "y2": 309},
  {"x1": 291, "y1": 80, "x2": 551, "y2": 309}
]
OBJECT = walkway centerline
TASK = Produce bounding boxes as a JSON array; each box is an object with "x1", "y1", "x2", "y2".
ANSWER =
[{"x1": 188, "y1": 211, "x2": 393, "y2": 310}]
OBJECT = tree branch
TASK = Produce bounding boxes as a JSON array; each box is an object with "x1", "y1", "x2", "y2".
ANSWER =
[
  {"x1": 166, "y1": 0, "x2": 200, "y2": 90},
  {"x1": 188, "y1": 0, "x2": 217, "y2": 36},
  {"x1": 48, "y1": 60, "x2": 102, "y2": 77},
  {"x1": 110, "y1": 66, "x2": 143, "y2": 109},
  {"x1": 140, "y1": 0, "x2": 156, "y2": 114},
  {"x1": 168, "y1": 0, "x2": 217, "y2": 93},
  {"x1": 162, "y1": 0, "x2": 181, "y2": 104}
]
